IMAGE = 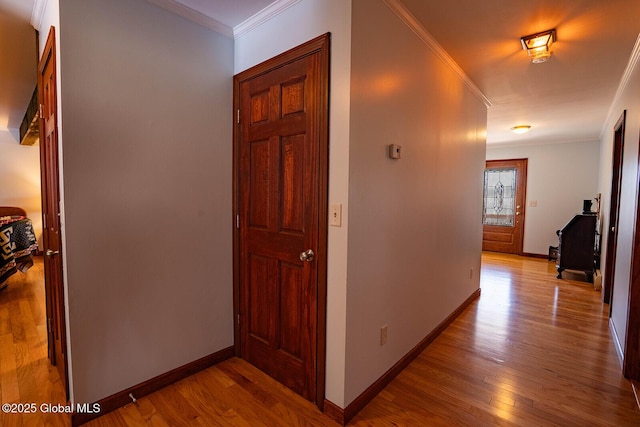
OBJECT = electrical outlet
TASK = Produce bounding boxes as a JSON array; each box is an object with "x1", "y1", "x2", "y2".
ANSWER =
[{"x1": 380, "y1": 324, "x2": 388, "y2": 346}]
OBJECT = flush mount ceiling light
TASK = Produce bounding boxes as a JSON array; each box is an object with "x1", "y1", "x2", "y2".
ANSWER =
[
  {"x1": 521, "y1": 29, "x2": 556, "y2": 63},
  {"x1": 511, "y1": 125, "x2": 531, "y2": 134}
]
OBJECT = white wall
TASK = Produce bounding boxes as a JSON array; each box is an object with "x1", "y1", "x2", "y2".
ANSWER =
[
  {"x1": 598, "y1": 40, "x2": 640, "y2": 352},
  {"x1": 345, "y1": 0, "x2": 486, "y2": 406},
  {"x1": 235, "y1": 0, "x2": 352, "y2": 407},
  {"x1": 0, "y1": 131, "x2": 42, "y2": 246},
  {"x1": 487, "y1": 140, "x2": 600, "y2": 255},
  {"x1": 58, "y1": 0, "x2": 234, "y2": 404}
]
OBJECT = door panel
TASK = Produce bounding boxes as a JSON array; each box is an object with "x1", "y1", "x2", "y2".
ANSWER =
[
  {"x1": 38, "y1": 27, "x2": 68, "y2": 397},
  {"x1": 240, "y1": 57, "x2": 314, "y2": 396},
  {"x1": 280, "y1": 262, "x2": 304, "y2": 359},
  {"x1": 482, "y1": 159, "x2": 527, "y2": 254},
  {"x1": 234, "y1": 35, "x2": 329, "y2": 404},
  {"x1": 282, "y1": 135, "x2": 305, "y2": 231}
]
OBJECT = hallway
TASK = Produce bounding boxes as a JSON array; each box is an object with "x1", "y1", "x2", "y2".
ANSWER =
[{"x1": 1, "y1": 253, "x2": 639, "y2": 426}]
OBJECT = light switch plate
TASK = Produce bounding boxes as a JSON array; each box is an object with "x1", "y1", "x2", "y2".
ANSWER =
[{"x1": 330, "y1": 204, "x2": 342, "y2": 227}]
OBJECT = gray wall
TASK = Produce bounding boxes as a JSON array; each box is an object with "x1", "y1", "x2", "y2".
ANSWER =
[
  {"x1": 59, "y1": 0, "x2": 234, "y2": 403},
  {"x1": 345, "y1": 0, "x2": 487, "y2": 404}
]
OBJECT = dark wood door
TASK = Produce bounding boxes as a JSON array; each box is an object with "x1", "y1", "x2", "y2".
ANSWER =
[
  {"x1": 482, "y1": 159, "x2": 527, "y2": 254},
  {"x1": 38, "y1": 27, "x2": 67, "y2": 397},
  {"x1": 603, "y1": 111, "x2": 625, "y2": 305},
  {"x1": 234, "y1": 35, "x2": 329, "y2": 403}
]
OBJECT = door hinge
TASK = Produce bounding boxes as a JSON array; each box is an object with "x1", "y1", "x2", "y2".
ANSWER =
[
  {"x1": 47, "y1": 318, "x2": 53, "y2": 333},
  {"x1": 237, "y1": 314, "x2": 240, "y2": 326},
  {"x1": 236, "y1": 214, "x2": 240, "y2": 229},
  {"x1": 39, "y1": 104, "x2": 44, "y2": 118},
  {"x1": 237, "y1": 109, "x2": 240, "y2": 124}
]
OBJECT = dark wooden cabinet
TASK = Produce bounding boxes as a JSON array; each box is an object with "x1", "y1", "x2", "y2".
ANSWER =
[{"x1": 556, "y1": 214, "x2": 597, "y2": 282}]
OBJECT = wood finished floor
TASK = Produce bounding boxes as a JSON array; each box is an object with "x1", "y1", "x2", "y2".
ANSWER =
[
  {"x1": 0, "y1": 258, "x2": 69, "y2": 427},
  {"x1": 1, "y1": 253, "x2": 639, "y2": 426}
]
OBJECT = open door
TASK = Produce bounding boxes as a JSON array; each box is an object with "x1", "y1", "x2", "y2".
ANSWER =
[{"x1": 38, "y1": 26, "x2": 68, "y2": 398}]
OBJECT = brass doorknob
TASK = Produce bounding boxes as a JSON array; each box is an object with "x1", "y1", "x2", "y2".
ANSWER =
[{"x1": 45, "y1": 249, "x2": 59, "y2": 257}]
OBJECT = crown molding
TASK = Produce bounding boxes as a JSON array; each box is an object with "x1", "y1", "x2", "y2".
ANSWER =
[
  {"x1": 382, "y1": 0, "x2": 491, "y2": 107},
  {"x1": 145, "y1": 0, "x2": 232, "y2": 37},
  {"x1": 233, "y1": 0, "x2": 301, "y2": 39},
  {"x1": 601, "y1": 33, "x2": 640, "y2": 140},
  {"x1": 30, "y1": 0, "x2": 47, "y2": 30}
]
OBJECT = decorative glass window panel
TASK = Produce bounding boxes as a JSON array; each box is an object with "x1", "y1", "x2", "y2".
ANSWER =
[{"x1": 483, "y1": 168, "x2": 516, "y2": 226}]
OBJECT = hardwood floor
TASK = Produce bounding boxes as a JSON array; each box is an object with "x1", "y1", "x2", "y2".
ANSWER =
[
  {"x1": 2, "y1": 253, "x2": 639, "y2": 426},
  {"x1": 0, "y1": 257, "x2": 69, "y2": 427},
  {"x1": 351, "y1": 252, "x2": 640, "y2": 426}
]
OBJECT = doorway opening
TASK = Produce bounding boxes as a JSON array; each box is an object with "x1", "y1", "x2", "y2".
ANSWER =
[{"x1": 603, "y1": 111, "x2": 625, "y2": 307}]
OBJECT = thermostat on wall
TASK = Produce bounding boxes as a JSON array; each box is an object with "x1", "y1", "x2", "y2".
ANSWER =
[{"x1": 388, "y1": 144, "x2": 401, "y2": 159}]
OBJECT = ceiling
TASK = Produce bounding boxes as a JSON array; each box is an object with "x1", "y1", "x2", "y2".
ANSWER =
[
  {"x1": 399, "y1": 0, "x2": 640, "y2": 145},
  {"x1": 2, "y1": 0, "x2": 639, "y2": 147},
  {"x1": 164, "y1": 0, "x2": 274, "y2": 28}
]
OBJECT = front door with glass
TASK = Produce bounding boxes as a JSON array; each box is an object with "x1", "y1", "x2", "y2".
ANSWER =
[{"x1": 482, "y1": 159, "x2": 527, "y2": 254}]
